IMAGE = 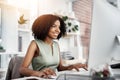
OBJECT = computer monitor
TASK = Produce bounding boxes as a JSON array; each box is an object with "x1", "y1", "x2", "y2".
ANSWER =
[
  {"x1": 0, "y1": 8, "x2": 1, "y2": 39},
  {"x1": 88, "y1": 0, "x2": 120, "y2": 69}
]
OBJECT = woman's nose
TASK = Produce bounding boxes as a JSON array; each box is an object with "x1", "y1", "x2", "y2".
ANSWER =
[{"x1": 56, "y1": 27, "x2": 60, "y2": 32}]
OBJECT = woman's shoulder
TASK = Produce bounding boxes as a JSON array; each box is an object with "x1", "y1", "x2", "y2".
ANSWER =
[
  {"x1": 29, "y1": 40, "x2": 37, "y2": 47},
  {"x1": 30, "y1": 40, "x2": 36, "y2": 44}
]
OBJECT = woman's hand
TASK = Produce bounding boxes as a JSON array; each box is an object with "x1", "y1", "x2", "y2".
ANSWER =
[
  {"x1": 67, "y1": 63, "x2": 88, "y2": 71},
  {"x1": 41, "y1": 68, "x2": 56, "y2": 78},
  {"x1": 31, "y1": 71, "x2": 46, "y2": 78},
  {"x1": 32, "y1": 68, "x2": 56, "y2": 78}
]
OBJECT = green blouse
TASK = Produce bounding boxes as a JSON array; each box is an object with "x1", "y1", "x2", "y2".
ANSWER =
[{"x1": 32, "y1": 39, "x2": 60, "y2": 71}]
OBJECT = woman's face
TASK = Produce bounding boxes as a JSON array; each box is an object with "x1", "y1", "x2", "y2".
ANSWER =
[{"x1": 47, "y1": 20, "x2": 61, "y2": 39}]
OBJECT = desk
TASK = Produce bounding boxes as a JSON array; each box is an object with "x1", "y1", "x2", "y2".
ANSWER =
[
  {"x1": 12, "y1": 76, "x2": 54, "y2": 80},
  {"x1": 12, "y1": 70, "x2": 89, "y2": 80},
  {"x1": 12, "y1": 75, "x2": 120, "y2": 80},
  {"x1": 12, "y1": 73, "x2": 120, "y2": 80}
]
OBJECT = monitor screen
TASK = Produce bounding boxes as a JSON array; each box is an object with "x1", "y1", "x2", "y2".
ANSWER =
[{"x1": 88, "y1": 0, "x2": 120, "y2": 69}]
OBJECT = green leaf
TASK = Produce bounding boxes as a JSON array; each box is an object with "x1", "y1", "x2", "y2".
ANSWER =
[
  {"x1": 62, "y1": 16, "x2": 68, "y2": 21},
  {"x1": 72, "y1": 28, "x2": 75, "y2": 32},
  {"x1": 74, "y1": 25, "x2": 78, "y2": 27},
  {"x1": 68, "y1": 22, "x2": 72, "y2": 26},
  {"x1": 74, "y1": 25, "x2": 78, "y2": 30},
  {"x1": 0, "y1": 46, "x2": 3, "y2": 49},
  {"x1": 68, "y1": 29, "x2": 71, "y2": 32}
]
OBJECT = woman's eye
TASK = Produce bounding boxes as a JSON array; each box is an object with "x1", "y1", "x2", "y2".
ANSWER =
[
  {"x1": 52, "y1": 25, "x2": 60, "y2": 28},
  {"x1": 52, "y1": 25, "x2": 56, "y2": 27}
]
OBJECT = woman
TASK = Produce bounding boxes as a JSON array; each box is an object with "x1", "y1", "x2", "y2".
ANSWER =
[{"x1": 19, "y1": 14, "x2": 87, "y2": 78}]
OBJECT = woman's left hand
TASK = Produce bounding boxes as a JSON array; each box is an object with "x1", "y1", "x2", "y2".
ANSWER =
[{"x1": 67, "y1": 63, "x2": 88, "y2": 71}]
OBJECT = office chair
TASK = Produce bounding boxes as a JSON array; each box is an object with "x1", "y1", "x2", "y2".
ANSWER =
[{"x1": 5, "y1": 56, "x2": 24, "y2": 80}]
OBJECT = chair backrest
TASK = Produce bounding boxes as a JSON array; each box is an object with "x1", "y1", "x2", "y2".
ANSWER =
[{"x1": 5, "y1": 56, "x2": 24, "y2": 80}]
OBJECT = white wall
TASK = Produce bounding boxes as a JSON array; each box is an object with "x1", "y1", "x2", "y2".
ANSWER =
[
  {"x1": 89, "y1": 0, "x2": 120, "y2": 67},
  {"x1": 0, "y1": 3, "x2": 18, "y2": 52},
  {"x1": 38, "y1": 0, "x2": 72, "y2": 15}
]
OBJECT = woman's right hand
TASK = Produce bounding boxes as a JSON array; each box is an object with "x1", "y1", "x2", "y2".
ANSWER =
[
  {"x1": 42, "y1": 68, "x2": 56, "y2": 78},
  {"x1": 32, "y1": 71, "x2": 46, "y2": 78},
  {"x1": 37, "y1": 68, "x2": 56, "y2": 78}
]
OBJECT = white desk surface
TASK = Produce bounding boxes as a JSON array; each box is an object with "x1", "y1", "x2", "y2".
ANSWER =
[
  {"x1": 12, "y1": 70, "x2": 89, "y2": 80},
  {"x1": 12, "y1": 69, "x2": 120, "y2": 80},
  {"x1": 12, "y1": 76, "x2": 54, "y2": 80}
]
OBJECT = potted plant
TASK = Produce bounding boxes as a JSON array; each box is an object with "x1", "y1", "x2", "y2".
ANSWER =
[{"x1": 62, "y1": 15, "x2": 80, "y2": 33}]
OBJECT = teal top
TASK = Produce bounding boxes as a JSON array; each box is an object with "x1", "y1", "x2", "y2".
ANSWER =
[{"x1": 32, "y1": 39, "x2": 60, "y2": 71}]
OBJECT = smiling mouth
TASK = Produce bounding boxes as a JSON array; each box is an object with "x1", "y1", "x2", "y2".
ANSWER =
[
  {"x1": 54, "y1": 33, "x2": 59, "y2": 36},
  {"x1": 54, "y1": 34, "x2": 58, "y2": 36}
]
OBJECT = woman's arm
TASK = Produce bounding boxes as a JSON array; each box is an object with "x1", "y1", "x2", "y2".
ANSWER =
[
  {"x1": 57, "y1": 44, "x2": 87, "y2": 71},
  {"x1": 57, "y1": 57, "x2": 88, "y2": 71},
  {"x1": 19, "y1": 40, "x2": 46, "y2": 77}
]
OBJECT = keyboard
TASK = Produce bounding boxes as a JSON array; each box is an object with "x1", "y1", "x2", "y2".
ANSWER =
[
  {"x1": 57, "y1": 68, "x2": 90, "y2": 77},
  {"x1": 56, "y1": 74, "x2": 91, "y2": 80}
]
